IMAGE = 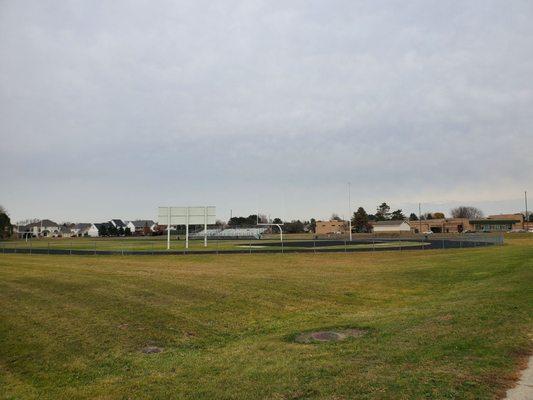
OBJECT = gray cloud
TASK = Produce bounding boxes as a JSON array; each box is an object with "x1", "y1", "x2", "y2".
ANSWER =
[{"x1": 1, "y1": 0, "x2": 532, "y2": 222}]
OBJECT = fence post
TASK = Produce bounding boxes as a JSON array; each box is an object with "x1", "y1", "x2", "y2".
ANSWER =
[
  {"x1": 372, "y1": 237, "x2": 375, "y2": 253},
  {"x1": 344, "y1": 240, "x2": 347, "y2": 253},
  {"x1": 442, "y1": 239, "x2": 444, "y2": 249},
  {"x1": 249, "y1": 238, "x2": 252, "y2": 254},
  {"x1": 94, "y1": 242, "x2": 97, "y2": 255},
  {"x1": 29, "y1": 239, "x2": 32, "y2": 255},
  {"x1": 399, "y1": 237, "x2": 402, "y2": 251},
  {"x1": 313, "y1": 239, "x2": 316, "y2": 254}
]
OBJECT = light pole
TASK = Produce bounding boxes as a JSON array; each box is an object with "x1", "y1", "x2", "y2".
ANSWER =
[
  {"x1": 525, "y1": 191, "x2": 529, "y2": 229},
  {"x1": 419, "y1": 203, "x2": 422, "y2": 234},
  {"x1": 348, "y1": 182, "x2": 352, "y2": 241}
]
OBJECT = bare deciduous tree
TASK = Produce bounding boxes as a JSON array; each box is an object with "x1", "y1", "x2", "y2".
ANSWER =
[
  {"x1": 451, "y1": 206, "x2": 484, "y2": 219},
  {"x1": 330, "y1": 213, "x2": 342, "y2": 221}
]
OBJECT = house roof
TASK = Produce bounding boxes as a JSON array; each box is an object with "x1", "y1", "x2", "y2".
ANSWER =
[
  {"x1": 373, "y1": 220, "x2": 408, "y2": 226},
  {"x1": 26, "y1": 219, "x2": 59, "y2": 228},
  {"x1": 111, "y1": 219, "x2": 126, "y2": 228},
  {"x1": 470, "y1": 219, "x2": 520, "y2": 224},
  {"x1": 131, "y1": 220, "x2": 156, "y2": 228},
  {"x1": 74, "y1": 223, "x2": 92, "y2": 230}
]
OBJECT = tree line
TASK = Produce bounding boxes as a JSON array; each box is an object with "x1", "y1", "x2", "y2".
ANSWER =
[{"x1": 97, "y1": 224, "x2": 132, "y2": 237}]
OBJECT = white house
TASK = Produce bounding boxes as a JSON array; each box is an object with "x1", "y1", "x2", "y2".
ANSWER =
[
  {"x1": 372, "y1": 220, "x2": 411, "y2": 233},
  {"x1": 125, "y1": 220, "x2": 156, "y2": 235},
  {"x1": 72, "y1": 223, "x2": 92, "y2": 237},
  {"x1": 59, "y1": 225, "x2": 75, "y2": 237},
  {"x1": 87, "y1": 223, "x2": 102, "y2": 237},
  {"x1": 25, "y1": 219, "x2": 60, "y2": 237}
]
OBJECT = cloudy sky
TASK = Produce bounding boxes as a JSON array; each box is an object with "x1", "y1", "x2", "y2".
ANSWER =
[{"x1": 1, "y1": 0, "x2": 532, "y2": 223}]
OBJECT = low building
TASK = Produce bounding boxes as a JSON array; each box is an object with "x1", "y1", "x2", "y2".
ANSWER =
[
  {"x1": 470, "y1": 218, "x2": 521, "y2": 232},
  {"x1": 488, "y1": 214, "x2": 524, "y2": 231},
  {"x1": 315, "y1": 220, "x2": 348, "y2": 235},
  {"x1": 372, "y1": 220, "x2": 411, "y2": 233},
  {"x1": 408, "y1": 218, "x2": 472, "y2": 234}
]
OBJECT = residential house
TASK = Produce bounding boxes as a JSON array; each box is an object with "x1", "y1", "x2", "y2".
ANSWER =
[
  {"x1": 87, "y1": 223, "x2": 106, "y2": 237},
  {"x1": 59, "y1": 224, "x2": 75, "y2": 237},
  {"x1": 126, "y1": 220, "x2": 156, "y2": 235},
  {"x1": 25, "y1": 219, "x2": 60, "y2": 237},
  {"x1": 110, "y1": 219, "x2": 126, "y2": 229},
  {"x1": 72, "y1": 223, "x2": 92, "y2": 237}
]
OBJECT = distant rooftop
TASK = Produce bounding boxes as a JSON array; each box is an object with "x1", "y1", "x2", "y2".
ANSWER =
[{"x1": 373, "y1": 220, "x2": 407, "y2": 226}]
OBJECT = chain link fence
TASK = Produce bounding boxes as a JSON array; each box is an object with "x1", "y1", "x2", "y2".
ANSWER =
[{"x1": 0, "y1": 233, "x2": 504, "y2": 256}]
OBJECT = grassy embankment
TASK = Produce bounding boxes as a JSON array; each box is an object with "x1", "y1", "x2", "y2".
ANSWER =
[{"x1": 0, "y1": 234, "x2": 531, "y2": 399}]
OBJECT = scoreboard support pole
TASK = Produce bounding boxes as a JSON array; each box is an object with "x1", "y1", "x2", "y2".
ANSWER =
[
  {"x1": 167, "y1": 206, "x2": 171, "y2": 250},
  {"x1": 159, "y1": 206, "x2": 215, "y2": 251}
]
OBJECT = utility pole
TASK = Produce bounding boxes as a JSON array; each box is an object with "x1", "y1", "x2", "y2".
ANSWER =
[
  {"x1": 419, "y1": 203, "x2": 422, "y2": 234},
  {"x1": 348, "y1": 182, "x2": 352, "y2": 241}
]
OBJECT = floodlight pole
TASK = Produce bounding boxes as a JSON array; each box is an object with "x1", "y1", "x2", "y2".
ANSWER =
[
  {"x1": 348, "y1": 182, "x2": 352, "y2": 241},
  {"x1": 167, "y1": 206, "x2": 171, "y2": 250},
  {"x1": 525, "y1": 191, "x2": 528, "y2": 229},
  {"x1": 204, "y1": 206, "x2": 207, "y2": 247},
  {"x1": 185, "y1": 207, "x2": 189, "y2": 249},
  {"x1": 419, "y1": 203, "x2": 422, "y2": 234}
]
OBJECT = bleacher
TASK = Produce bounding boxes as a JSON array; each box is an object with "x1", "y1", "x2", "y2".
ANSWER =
[{"x1": 190, "y1": 227, "x2": 268, "y2": 240}]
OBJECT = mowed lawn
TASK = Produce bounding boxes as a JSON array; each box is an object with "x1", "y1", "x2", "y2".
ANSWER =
[{"x1": 0, "y1": 237, "x2": 532, "y2": 399}]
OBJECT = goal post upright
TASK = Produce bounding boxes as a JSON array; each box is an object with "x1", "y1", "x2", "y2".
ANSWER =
[{"x1": 258, "y1": 223, "x2": 284, "y2": 245}]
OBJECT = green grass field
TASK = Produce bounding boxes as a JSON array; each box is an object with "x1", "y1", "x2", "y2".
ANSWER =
[{"x1": 0, "y1": 235, "x2": 532, "y2": 399}]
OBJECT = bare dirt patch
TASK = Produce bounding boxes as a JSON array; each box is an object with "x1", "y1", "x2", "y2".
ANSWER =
[
  {"x1": 294, "y1": 328, "x2": 367, "y2": 343},
  {"x1": 142, "y1": 346, "x2": 163, "y2": 354}
]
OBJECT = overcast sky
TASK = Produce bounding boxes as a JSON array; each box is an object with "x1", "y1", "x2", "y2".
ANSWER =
[{"x1": 1, "y1": 0, "x2": 532, "y2": 223}]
